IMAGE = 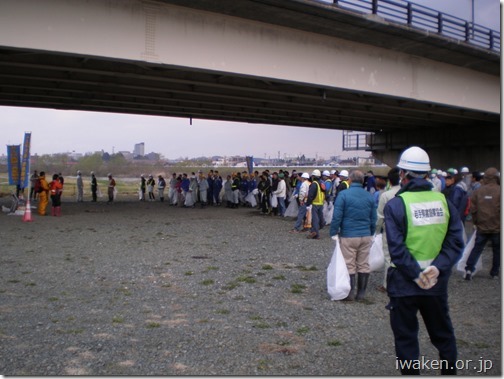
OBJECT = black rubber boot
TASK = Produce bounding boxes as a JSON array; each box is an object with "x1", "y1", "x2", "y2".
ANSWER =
[
  {"x1": 355, "y1": 273, "x2": 370, "y2": 301},
  {"x1": 342, "y1": 274, "x2": 356, "y2": 301}
]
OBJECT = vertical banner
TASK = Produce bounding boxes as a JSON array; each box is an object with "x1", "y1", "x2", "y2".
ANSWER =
[
  {"x1": 7, "y1": 145, "x2": 21, "y2": 186},
  {"x1": 20, "y1": 132, "x2": 31, "y2": 189},
  {"x1": 245, "y1": 156, "x2": 254, "y2": 175}
]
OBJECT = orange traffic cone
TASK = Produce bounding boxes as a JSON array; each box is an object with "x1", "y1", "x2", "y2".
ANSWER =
[{"x1": 23, "y1": 199, "x2": 34, "y2": 222}]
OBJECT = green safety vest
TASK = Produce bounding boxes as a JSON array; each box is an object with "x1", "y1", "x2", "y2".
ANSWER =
[{"x1": 398, "y1": 191, "x2": 450, "y2": 269}]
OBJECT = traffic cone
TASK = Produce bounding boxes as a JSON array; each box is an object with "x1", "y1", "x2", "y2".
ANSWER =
[{"x1": 23, "y1": 199, "x2": 34, "y2": 222}]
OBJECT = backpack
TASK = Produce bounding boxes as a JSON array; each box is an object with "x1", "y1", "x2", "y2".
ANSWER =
[
  {"x1": 34, "y1": 178, "x2": 42, "y2": 193},
  {"x1": 319, "y1": 180, "x2": 326, "y2": 192}
]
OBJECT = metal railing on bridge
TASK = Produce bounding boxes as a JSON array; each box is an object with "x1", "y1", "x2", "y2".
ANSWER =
[
  {"x1": 327, "y1": 0, "x2": 500, "y2": 53},
  {"x1": 342, "y1": 131, "x2": 372, "y2": 151}
]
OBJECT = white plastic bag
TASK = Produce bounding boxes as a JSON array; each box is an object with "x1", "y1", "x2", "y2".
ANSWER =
[
  {"x1": 245, "y1": 192, "x2": 257, "y2": 207},
  {"x1": 284, "y1": 196, "x2": 298, "y2": 218},
  {"x1": 369, "y1": 234, "x2": 385, "y2": 272},
  {"x1": 323, "y1": 202, "x2": 334, "y2": 224},
  {"x1": 270, "y1": 194, "x2": 278, "y2": 208},
  {"x1": 327, "y1": 237, "x2": 351, "y2": 301},
  {"x1": 456, "y1": 229, "x2": 483, "y2": 275}
]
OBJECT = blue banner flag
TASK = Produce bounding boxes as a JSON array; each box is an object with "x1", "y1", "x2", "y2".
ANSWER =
[
  {"x1": 20, "y1": 132, "x2": 31, "y2": 189},
  {"x1": 245, "y1": 156, "x2": 254, "y2": 174},
  {"x1": 7, "y1": 145, "x2": 21, "y2": 186}
]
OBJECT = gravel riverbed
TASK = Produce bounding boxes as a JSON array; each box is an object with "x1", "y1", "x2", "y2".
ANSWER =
[{"x1": 0, "y1": 198, "x2": 500, "y2": 375}]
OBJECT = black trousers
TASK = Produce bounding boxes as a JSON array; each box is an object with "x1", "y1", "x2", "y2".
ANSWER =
[{"x1": 388, "y1": 295, "x2": 457, "y2": 375}]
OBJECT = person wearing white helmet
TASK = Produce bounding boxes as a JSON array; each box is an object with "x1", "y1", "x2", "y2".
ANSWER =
[
  {"x1": 333, "y1": 169, "x2": 350, "y2": 203},
  {"x1": 321, "y1": 170, "x2": 333, "y2": 205},
  {"x1": 305, "y1": 169, "x2": 325, "y2": 239},
  {"x1": 383, "y1": 146, "x2": 464, "y2": 375},
  {"x1": 290, "y1": 172, "x2": 311, "y2": 233},
  {"x1": 76, "y1": 170, "x2": 84, "y2": 202},
  {"x1": 460, "y1": 166, "x2": 472, "y2": 192}
]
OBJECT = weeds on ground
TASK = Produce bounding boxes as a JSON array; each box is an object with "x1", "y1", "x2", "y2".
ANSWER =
[
  {"x1": 327, "y1": 339, "x2": 342, "y2": 347},
  {"x1": 112, "y1": 316, "x2": 125, "y2": 324},
  {"x1": 290, "y1": 284, "x2": 306, "y2": 294}
]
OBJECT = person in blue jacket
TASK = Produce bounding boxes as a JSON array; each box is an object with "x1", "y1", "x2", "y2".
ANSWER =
[
  {"x1": 330, "y1": 169, "x2": 377, "y2": 301},
  {"x1": 384, "y1": 146, "x2": 464, "y2": 375}
]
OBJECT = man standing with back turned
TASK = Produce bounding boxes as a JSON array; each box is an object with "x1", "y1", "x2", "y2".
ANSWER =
[{"x1": 384, "y1": 146, "x2": 464, "y2": 375}]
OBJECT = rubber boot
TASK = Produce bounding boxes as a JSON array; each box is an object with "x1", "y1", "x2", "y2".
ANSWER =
[
  {"x1": 56, "y1": 206, "x2": 62, "y2": 217},
  {"x1": 355, "y1": 273, "x2": 370, "y2": 301},
  {"x1": 342, "y1": 274, "x2": 356, "y2": 301},
  {"x1": 52, "y1": 207, "x2": 56, "y2": 216}
]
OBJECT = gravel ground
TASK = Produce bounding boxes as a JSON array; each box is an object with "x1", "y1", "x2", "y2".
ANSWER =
[{"x1": 0, "y1": 198, "x2": 500, "y2": 376}]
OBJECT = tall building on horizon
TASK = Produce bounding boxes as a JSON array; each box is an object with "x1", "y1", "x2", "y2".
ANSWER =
[{"x1": 133, "y1": 142, "x2": 145, "y2": 158}]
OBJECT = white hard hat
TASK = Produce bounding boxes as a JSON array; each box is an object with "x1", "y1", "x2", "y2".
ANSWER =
[
  {"x1": 301, "y1": 172, "x2": 310, "y2": 179},
  {"x1": 461, "y1": 167, "x2": 469, "y2": 173},
  {"x1": 322, "y1": 170, "x2": 330, "y2": 177},
  {"x1": 311, "y1": 169, "x2": 321, "y2": 177},
  {"x1": 339, "y1": 170, "x2": 349, "y2": 178},
  {"x1": 397, "y1": 146, "x2": 431, "y2": 172},
  {"x1": 330, "y1": 170, "x2": 336, "y2": 175}
]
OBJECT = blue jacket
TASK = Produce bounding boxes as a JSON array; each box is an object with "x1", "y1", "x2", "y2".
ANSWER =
[
  {"x1": 330, "y1": 183, "x2": 377, "y2": 238},
  {"x1": 384, "y1": 178, "x2": 464, "y2": 297},
  {"x1": 443, "y1": 183, "x2": 468, "y2": 222}
]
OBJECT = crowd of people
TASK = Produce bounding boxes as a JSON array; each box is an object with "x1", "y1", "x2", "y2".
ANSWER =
[{"x1": 15, "y1": 146, "x2": 501, "y2": 375}]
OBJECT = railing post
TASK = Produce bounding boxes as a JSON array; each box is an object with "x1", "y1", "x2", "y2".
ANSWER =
[
  {"x1": 372, "y1": 0, "x2": 378, "y2": 15},
  {"x1": 465, "y1": 22, "x2": 470, "y2": 41},
  {"x1": 489, "y1": 30, "x2": 494, "y2": 50},
  {"x1": 437, "y1": 13, "x2": 443, "y2": 34},
  {"x1": 407, "y1": 2, "x2": 412, "y2": 26},
  {"x1": 333, "y1": 0, "x2": 338, "y2": 5}
]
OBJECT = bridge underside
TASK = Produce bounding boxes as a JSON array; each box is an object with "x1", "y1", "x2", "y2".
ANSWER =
[{"x1": 0, "y1": 46, "x2": 499, "y2": 169}]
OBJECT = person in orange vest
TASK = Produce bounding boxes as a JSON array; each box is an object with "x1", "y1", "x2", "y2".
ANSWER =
[
  {"x1": 37, "y1": 171, "x2": 50, "y2": 216},
  {"x1": 50, "y1": 173, "x2": 63, "y2": 216}
]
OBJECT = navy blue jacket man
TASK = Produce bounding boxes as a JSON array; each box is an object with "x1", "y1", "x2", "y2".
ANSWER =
[{"x1": 384, "y1": 146, "x2": 464, "y2": 375}]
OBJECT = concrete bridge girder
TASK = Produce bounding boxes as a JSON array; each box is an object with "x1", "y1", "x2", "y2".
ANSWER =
[{"x1": 0, "y1": 0, "x2": 500, "y2": 170}]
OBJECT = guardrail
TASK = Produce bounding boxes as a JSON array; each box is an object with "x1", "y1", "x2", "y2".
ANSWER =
[{"x1": 328, "y1": 0, "x2": 500, "y2": 52}]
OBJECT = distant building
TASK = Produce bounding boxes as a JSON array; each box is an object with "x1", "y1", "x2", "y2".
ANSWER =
[
  {"x1": 118, "y1": 151, "x2": 134, "y2": 160},
  {"x1": 134, "y1": 142, "x2": 145, "y2": 158}
]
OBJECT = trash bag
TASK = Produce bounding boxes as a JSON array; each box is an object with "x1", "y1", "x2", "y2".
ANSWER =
[
  {"x1": 327, "y1": 236, "x2": 351, "y2": 301},
  {"x1": 284, "y1": 196, "x2": 298, "y2": 218},
  {"x1": 184, "y1": 191, "x2": 195, "y2": 207},
  {"x1": 323, "y1": 202, "x2": 334, "y2": 224},
  {"x1": 369, "y1": 234, "x2": 384, "y2": 272},
  {"x1": 270, "y1": 194, "x2": 278, "y2": 208},
  {"x1": 245, "y1": 192, "x2": 257, "y2": 207},
  {"x1": 456, "y1": 229, "x2": 483, "y2": 275}
]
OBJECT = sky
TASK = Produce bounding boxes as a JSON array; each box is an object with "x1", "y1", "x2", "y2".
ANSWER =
[{"x1": 1, "y1": 0, "x2": 500, "y2": 160}]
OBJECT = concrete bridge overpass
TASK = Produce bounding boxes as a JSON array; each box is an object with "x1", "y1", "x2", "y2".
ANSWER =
[{"x1": 0, "y1": 0, "x2": 500, "y2": 169}]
